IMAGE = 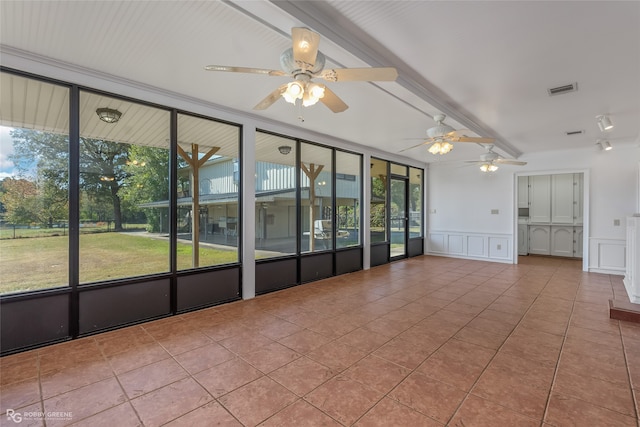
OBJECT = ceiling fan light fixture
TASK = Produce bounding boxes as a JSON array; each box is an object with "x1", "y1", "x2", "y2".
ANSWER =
[
  {"x1": 302, "y1": 92, "x2": 317, "y2": 107},
  {"x1": 283, "y1": 81, "x2": 304, "y2": 104},
  {"x1": 302, "y1": 83, "x2": 325, "y2": 107},
  {"x1": 428, "y1": 141, "x2": 453, "y2": 155},
  {"x1": 96, "y1": 107, "x2": 122, "y2": 123},
  {"x1": 596, "y1": 114, "x2": 614, "y2": 132},
  {"x1": 308, "y1": 83, "x2": 325, "y2": 99},
  {"x1": 480, "y1": 163, "x2": 498, "y2": 172}
]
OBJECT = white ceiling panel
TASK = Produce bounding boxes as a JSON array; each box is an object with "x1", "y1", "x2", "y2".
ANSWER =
[{"x1": 1, "y1": 0, "x2": 638, "y2": 167}]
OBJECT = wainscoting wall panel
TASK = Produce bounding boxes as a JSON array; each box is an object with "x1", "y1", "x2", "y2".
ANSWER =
[
  {"x1": 589, "y1": 237, "x2": 626, "y2": 275},
  {"x1": 427, "y1": 231, "x2": 513, "y2": 263}
]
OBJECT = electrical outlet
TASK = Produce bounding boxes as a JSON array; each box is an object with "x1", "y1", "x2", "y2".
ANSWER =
[
  {"x1": 614, "y1": 219, "x2": 620, "y2": 226},
  {"x1": 491, "y1": 209, "x2": 499, "y2": 215},
  {"x1": 429, "y1": 209, "x2": 436, "y2": 214}
]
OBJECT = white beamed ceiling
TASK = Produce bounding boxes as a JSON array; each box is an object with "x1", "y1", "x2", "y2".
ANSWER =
[{"x1": 0, "y1": 0, "x2": 638, "y2": 165}]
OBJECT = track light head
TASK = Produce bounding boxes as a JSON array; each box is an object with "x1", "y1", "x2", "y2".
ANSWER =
[
  {"x1": 596, "y1": 115, "x2": 614, "y2": 132},
  {"x1": 596, "y1": 140, "x2": 613, "y2": 151}
]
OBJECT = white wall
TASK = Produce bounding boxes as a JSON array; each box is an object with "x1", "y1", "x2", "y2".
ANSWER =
[{"x1": 427, "y1": 142, "x2": 639, "y2": 272}]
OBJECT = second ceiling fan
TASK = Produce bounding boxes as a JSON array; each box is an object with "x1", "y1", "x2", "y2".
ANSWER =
[
  {"x1": 465, "y1": 144, "x2": 527, "y2": 172},
  {"x1": 401, "y1": 114, "x2": 495, "y2": 155},
  {"x1": 205, "y1": 27, "x2": 398, "y2": 113}
]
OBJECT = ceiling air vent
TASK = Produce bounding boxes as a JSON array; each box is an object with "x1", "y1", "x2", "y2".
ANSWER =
[
  {"x1": 565, "y1": 130, "x2": 584, "y2": 136},
  {"x1": 548, "y1": 82, "x2": 578, "y2": 96}
]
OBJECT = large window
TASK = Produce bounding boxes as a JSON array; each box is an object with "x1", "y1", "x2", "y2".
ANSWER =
[
  {"x1": 176, "y1": 113, "x2": 240, "y2": 270},
  {"x1": 301, "y1": 142, "x2": 332, "y2": 252},
  {"x1": 254, "y1": 132, "x2": 297, "y2": 259},
  {"x1": 79, "y1": 91, "x2": 170, "y2": 283},
  {"x1": 370, "y1": 158, "x2": 387, "y2": 243},
  {"x1": 0, "y1": 73, "x2": 70, "y2": 294},
  {"x1": 336, "y1": 151, "x2": 361, "y2": 248}
]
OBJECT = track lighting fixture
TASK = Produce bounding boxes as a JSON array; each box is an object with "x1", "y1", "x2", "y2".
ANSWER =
[
  {"x1": 596, "y1": 140, "x2": 613, "y2": 151},
  {"x1": 596, "y1": 115, "x2": 614, "y2": 132}
]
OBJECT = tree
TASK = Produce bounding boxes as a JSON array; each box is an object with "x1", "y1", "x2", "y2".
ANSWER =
[
  {"x1": 120, "y1": 145, "x2": 170, "y2": 232},
  {"x1": 1, "y1": 176, "x2": 67, "y2": 228},
  {"x1": 370, "y1": 175, "x2": 386, "y2": 228},
  {"x1": 0, "y1": 178, "x2": 6, "y2": 217},
  {"x1": 10, "y1": 129, "x2": 131, "y2": 231},
  {"x1": 0, "y1": 178, "x2": 39, "y2": 225}
]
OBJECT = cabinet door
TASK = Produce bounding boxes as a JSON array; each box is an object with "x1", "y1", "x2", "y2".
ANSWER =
[
  {"x1": 518, "y1": 224, "x2": 528, "y2": 255},
  {"x1": 529, "y1": 175, "x2": 551, "y2": 223},
  {"x1": 518, "y1": 176, "x2": 529, "y2": 208},
  {"x1": 573, "y1": 173, "x2": 584, "y2": 225},
  {"x1": 574, "y1": 227, "x2": 583, "y2": 258},
  {"x1": 551, "y1": 174, "x2": 574, "y2": 224},
  {"x1": 551, "y1": 226, "x2": 573, "y2": 257},
  {"x1": 529, "y1": 225, "x2": 550, "y2": 255}
]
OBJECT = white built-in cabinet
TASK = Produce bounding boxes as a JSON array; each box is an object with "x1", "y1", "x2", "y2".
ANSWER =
[
  {"x1": 518, "y1": 224, "x2": 528, "y2": 255},
  {"x1": 574, "y1": 227, "x2": 583, "y2": 258},
  {"x1": 573, "y1": 174, "x2": 584, "y2": 225},
  {"x1": 529, "y1": 225, "x2": 551, "y2": 255},
  {"x1": 518, "y1": 176, "x2": 529, "y2": 209},
  {"x1": 551, "y1": 174, "x2": 574, "y2": 224},
  {"x1": 523, "y1": 173, "x2": 583, "y2": 258},
  {"x1": 551, "y1": 226, "x2": 574, "y2": 257},
  {"x1": 529, "y1": 175, "x2": 551, "y2": 223}
]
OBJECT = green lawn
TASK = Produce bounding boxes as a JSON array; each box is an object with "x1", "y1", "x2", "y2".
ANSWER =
[{"x1": 0, "y1": 233, "x2": 238, "y2": 294}]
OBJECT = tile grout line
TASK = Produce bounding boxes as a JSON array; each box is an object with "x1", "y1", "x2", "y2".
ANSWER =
[
  {"x1": 96, "y1": 336, "x2": 145, "y2": 427},
  {"x1": 8, "y1": 258, "x2": 616, "y2": 426},
  {"x1": 539, "y1": 275, "x2": 579, "y2": 426},
  {"x1": 447, "y1": 265, "x2": 587, "y2": 424},
  {"x1": 618, "y1": 326, "x2": 640, "y2": 425},
  {"x1": 338, "y1": 264, "x2": 528, "y2": 425},
  {"x1": 613, "y1": 271, "x2": 640, "y2": 425},
  {"x1": 259, "y1": 267, "x2": 493, "y2": 426},
  {"x1": 444, "y1": 266, "x2": 552, "y2": 425}
]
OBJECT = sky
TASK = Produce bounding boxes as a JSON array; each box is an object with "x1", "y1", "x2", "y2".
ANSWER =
[{"x1": 0, "y1": 126, "x2": 16, "y2": 179}]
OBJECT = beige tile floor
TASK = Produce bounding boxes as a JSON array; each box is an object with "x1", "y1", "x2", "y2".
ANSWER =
[{"x1": 1, "y1": 255, "x2": 639, "y2": 426}]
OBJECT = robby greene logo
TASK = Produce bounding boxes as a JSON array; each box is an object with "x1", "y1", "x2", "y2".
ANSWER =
[{"x1": 6, "y1": 409, "x2": 73, "y2": 423}]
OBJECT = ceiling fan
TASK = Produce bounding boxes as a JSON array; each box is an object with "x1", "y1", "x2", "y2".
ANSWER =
[
  {"x1": 204, "y1": 27, "x2": 398, "y2": 113},
  {"x1": 401, "y1": 114, "x2": 496, "y2": 155},
  {"x1": 466, "y1": 145, "x2": 527, "y2": 172}
]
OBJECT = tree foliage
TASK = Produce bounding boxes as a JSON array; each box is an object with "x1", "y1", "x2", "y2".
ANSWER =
[
  {"x1": 120, "y1": 145, "x2": 170, "y2": 232},
  {"x1": 6, "y1": 128, "x2": 173, "y2": 232}
]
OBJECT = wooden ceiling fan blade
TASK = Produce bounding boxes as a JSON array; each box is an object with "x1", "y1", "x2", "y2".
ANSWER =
[
  {"x1": 319, "y1": 87, "x2": 348, "y2": 113},
  {"x1": 204, "y1": 65, "x2": 286, "y2": 76},
  {"x1": 456, "y1": 136, "x2": 496, "y2": 144},
  {"x1": 291, "y1": 27, "x2": 320, "y2": 70},
  {"x1": 496, "y1": 159, "x2": 527, "y2": 165},
  {"x1": 399, "y1": 141, "x2": 429, "y2": 153},
  {"x1": 253, "y1": 84, "x2": 287, "y2": 110},
  {"x1": 319, "y1": 67, "x2": 398, "y2": 82}
]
